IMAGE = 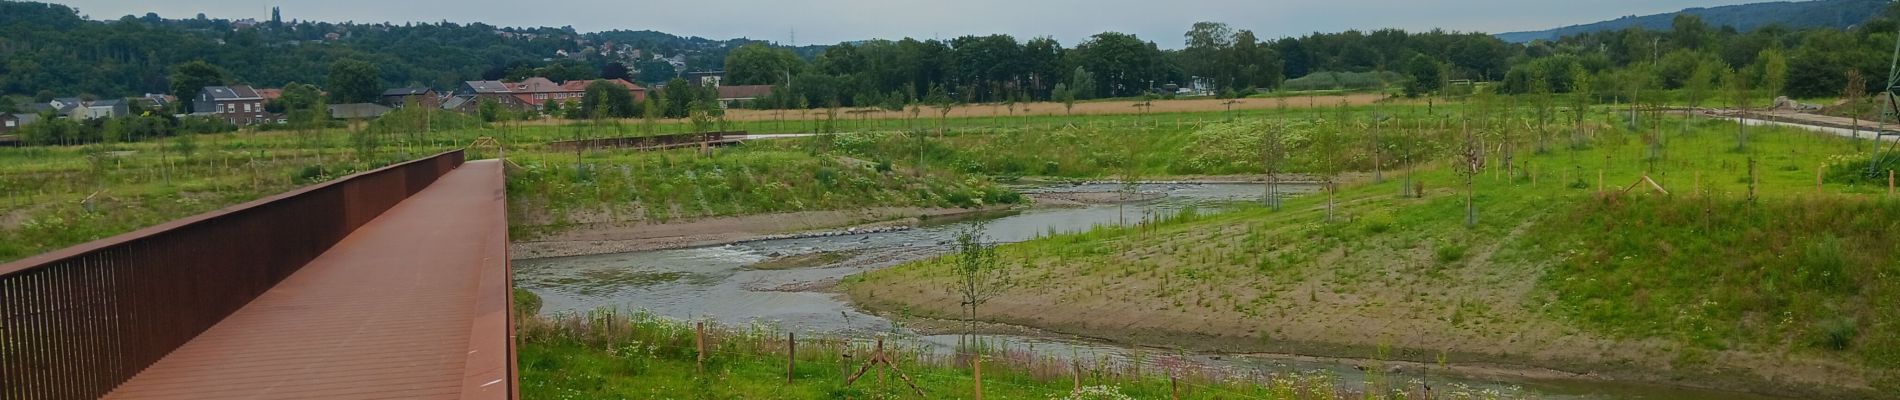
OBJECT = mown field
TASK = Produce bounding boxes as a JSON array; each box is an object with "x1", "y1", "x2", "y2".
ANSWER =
[{"x1": 846, "y1": 109, "x2": 1900, "y2": 398}]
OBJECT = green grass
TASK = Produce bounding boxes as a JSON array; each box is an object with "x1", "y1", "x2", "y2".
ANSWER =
[
  {"x1": 847, "y1": 108, "x2": 1900, "y2": 394},
  {"x1": 517, "y1": 309, "x2": 1516, "y2": 400}
]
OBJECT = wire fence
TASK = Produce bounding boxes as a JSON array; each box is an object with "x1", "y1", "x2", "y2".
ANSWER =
[{"x1": 520, "y1": 313, "x2": 1533, "y2": 400}]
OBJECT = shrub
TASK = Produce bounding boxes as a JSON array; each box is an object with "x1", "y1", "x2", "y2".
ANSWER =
[
  {"x1": 1798, "y1": 235, "x2": 1851, "y2": 293},
  {"x1": 813, "y1": 167, "x2": 838, "y2": 186},
  {"x1": 1819, "y1": 317, "x2": 1857, "y2": 350},
  {"x1": 1434, "y1": 243, "x2": 1467, "y2": 263}
]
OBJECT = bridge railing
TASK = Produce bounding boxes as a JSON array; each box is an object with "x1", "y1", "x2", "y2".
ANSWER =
[{"x1": 0, "y1": 150, "x2": 466, "y2": 400}]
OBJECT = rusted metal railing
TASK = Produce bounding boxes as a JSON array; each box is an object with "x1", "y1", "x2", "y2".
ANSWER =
[{"x1": 0, "y1": 150, "x2": 465, "y2": 400}]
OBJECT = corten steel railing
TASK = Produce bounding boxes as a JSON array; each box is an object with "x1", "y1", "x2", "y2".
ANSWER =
[{"x1": 0, "y1": 150, "x2": 465, "y2": 400}]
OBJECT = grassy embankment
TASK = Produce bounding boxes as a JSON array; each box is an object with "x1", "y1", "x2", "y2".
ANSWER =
[
  {"x1": 0, "y1": 93, "x2": 1383, "y2": 262},
  {"x1": 845, "y1": 110, "x2": 1900, "y2": 397},
  {"x1": 514, "y1": 298, "x2": 1527, "y2": 399}
]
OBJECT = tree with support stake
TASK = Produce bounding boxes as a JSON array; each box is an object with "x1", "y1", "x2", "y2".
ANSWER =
[{"x1": 843, "y1": 337, "x2": 925, "y2": 397}]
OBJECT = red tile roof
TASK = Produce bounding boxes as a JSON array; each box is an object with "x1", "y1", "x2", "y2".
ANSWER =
[{"x1": 559, "y1": 79, "x2": 646, "y2": 92}]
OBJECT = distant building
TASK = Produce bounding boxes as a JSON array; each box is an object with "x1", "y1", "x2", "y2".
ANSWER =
[
  {"x1": 381, "y1": 87, "x2": 440, "y2": 108},
  {"x1": 0, "y1": 113, "x2": 21, "y2": 133},
  {"x1": 558, "y1": 79, "x2": 648, "y2": 103},
  {"x1": 328, "y1": 103, "x2": 393, "y2": 120},
  {"x1": 457, "y1": 77, "x2": 651, "y2": 111},
  {"x1": 685, "y1": 71, "x2": 724, "y2": 87},
  {"x1": 194, "y1": 85, "x2": 268, "y2": 125},
  {"x1": 136, "y1": 93, "x2": 175, "y2": 110},
  {"x1": 448, "y1": 80, "x2": 533, "y2": 112},
  {"x1": 501, "y1": 77, "x2": 570, "y2": 107},
  {"x1": 49, "y1": 97, "x2": 84, "y2": 116},
  {"x1": 77, "y1": 99, "x2": 129, "y2": 120},
  {"x1": 715, "y1": 85, "x2": 773, "y2": 108}
]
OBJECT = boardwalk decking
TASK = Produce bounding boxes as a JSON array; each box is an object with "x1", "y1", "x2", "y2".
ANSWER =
[{"x1": 99, "y1": 160, "x2": 512, "y2": 400}]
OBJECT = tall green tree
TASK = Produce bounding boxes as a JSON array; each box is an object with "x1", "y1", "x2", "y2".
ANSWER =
[
  {"x1": 724, "y1": 43, "x2": 804, "y2": 85},
  {"x1": 1403, "y1": 54, "x2": 1444, "y2": 97},
  {"x1": 661, "y1": 78, "x2": 700, "y2": 118},
  {"x1": 168, "y1": 61, "x2": 228, "y2": 107},
  {"x1": 580, "y1": 80, "x2": 639, "y2": 118},
  {"x1": 1754, "y1": 47, "x2": 1788, "y2": 105},
  {"x1": 326, "y1": 59, "x2": 382, "y2": 104}
]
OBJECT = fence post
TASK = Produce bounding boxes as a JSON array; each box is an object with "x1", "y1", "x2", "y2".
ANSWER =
[
  {"x1": 973, "y1": 355, "x2": 983, "y2": 400},
  {"x1": 1816, "y1": 164, "x2": 1824, "y2": 193},
  {"x1": 1889, "y1": 170, "x2": 1894, "y2": 195},
  {"x1": 786, "y1": 332, "x2": 795, "y2": 384},
  {"x1": 695, "y1": 322, "x2": 706, "y2": 373},
  {"x1": 1072, "y1": 361, "x2": 1082, "y2": 395}
]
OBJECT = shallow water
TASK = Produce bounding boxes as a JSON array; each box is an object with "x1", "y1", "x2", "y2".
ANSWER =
[{"x1": 516, "y1": 182, "x2": 1789, "y2": 399}]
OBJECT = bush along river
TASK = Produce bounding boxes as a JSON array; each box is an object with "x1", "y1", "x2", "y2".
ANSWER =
[{"x1": 514, "y1": 182, "x2": 1787, "y2": 400}]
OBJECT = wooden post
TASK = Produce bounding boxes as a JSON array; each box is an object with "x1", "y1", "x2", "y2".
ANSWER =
[
  {"x1": 1170, "y1": 374, "x2": 1179, "y2": 400},
  {"x1": 786, "y1": 333, "x2": 795, "y2": 384},
  {"x1": 1817, "y1": 164, "x2": 1824, "y2": 193},
  {"x1": 695, "y1": 322, "x2": 706, "y2": 373},
  {"x1": 1890, "y1": 170, "x2": 1895, "y2": 195},
  {"x1": 1072, "y1": 361, "x2": 1082, "y2": 395},
  {"x1": 973, "y1": 355, "x2": 983, "y2": 400}
]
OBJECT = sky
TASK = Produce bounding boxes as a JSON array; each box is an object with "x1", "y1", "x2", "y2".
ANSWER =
[{"x1": 47, "y1": 0, "x2": 1761, "y2": 48}]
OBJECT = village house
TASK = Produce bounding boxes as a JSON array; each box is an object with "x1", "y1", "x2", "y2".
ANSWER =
[
  {"x1": 381, "y1": 88, "x2": 439, "y2": 108},
  {"x1": 328, "y1": 103, "x2": 393, "y2": 120},
  {"x1": 0, "y1": 113, "x2": 22, "y2": 133},
  {"x1": 451, "y1": 77, "x2": 648, "y2": 113},
  {"x1": 558, "y1": 79, "x2": 648, "y2": 103},
  {"x1": 193, "y1": 85, "x2": 268, "y2": 125},
  {"x1": 715, "y1": 85, "x2": 773, "y2": 108},
  {"x1": 447, "y1": 80, "x2": 532, "y2": 112},
  {"x1": 684, "y1": 71, "x2": 724, "y2": 87},
  {"x1": 76, "y1": 99, "x2": 129, "y2": 119}
]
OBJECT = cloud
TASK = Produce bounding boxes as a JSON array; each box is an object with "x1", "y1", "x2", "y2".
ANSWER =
[{"x1": 47, "y1": 0, "x2": 1758, "y2": 48}]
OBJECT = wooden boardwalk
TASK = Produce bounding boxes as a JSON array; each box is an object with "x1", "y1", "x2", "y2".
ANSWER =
[{"x1": 99, "y1": 160, "x2": 513, "y2": 400}]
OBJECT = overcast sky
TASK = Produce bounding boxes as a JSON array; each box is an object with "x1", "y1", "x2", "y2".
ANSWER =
[{"x1": 48, "y1": 0, "x2": 1759, "y2": 48}]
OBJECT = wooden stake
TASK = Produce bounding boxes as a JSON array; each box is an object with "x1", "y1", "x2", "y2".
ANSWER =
[
  {"x1": 1817, "y1": 164, "x2": 1824, "y2": 193},
  {"x1": 1890, "y1": 170, "x2": 1895, "y2": 195},
  {"x1": 695, "y1": 322, "x2": 706, "y2": 373},
  {"x1": 1072, "y1": 361, "x2": 1082, "y2": 395},
  {"x1": 786, "y1": 333, "x2": 795, "y2": 384},
  {"x1": 973, "y1": 356, "x2": 983, "y2": 400}
]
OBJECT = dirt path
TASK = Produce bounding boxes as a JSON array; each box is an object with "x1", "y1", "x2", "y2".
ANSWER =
[{"x1": 1700, "y1": 109, "x2": 1899, "y2": 142}]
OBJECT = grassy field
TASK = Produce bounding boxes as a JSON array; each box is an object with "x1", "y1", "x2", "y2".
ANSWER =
[
  {"x1": 516, "y1": 306, "x2": 1530, "y2": 400},
  {"x1": 2, "y1": 98, "x2": 1396, "y2": 261},
  {"x1": 845, "y1": 110, "x2": 1900, "y2": 397}
]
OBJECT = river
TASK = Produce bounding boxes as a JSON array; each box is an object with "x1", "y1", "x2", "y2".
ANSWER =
[{"x1": 516, "y1": 182, "x2": 1787, "y2": 399}]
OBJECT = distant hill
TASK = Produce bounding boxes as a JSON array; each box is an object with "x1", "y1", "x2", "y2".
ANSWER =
[{"x1": 1495, "y1": 0, "x2": 1888, "y2": 43}]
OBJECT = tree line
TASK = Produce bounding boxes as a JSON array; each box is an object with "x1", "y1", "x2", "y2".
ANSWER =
[{"x1": 3, "y1": 0, "x2": 1893, "y2": 115}]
